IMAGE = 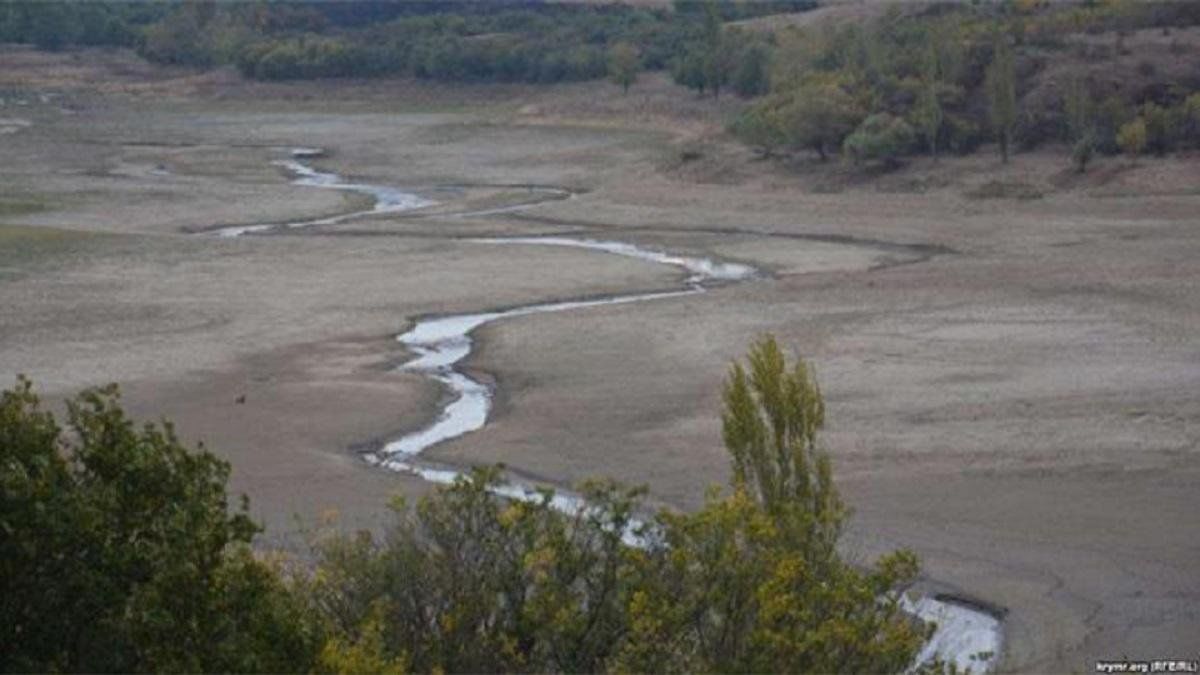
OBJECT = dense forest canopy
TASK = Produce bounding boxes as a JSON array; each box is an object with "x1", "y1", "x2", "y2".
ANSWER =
[
  {"x1": 727, "y1": 0, "x2": 1200, "y2": 166},
  {"x1": 0, "y1": 1, "x2": 814, "y2": 83}
]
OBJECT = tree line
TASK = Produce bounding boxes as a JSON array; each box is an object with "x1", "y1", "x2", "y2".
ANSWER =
[
  {"x1": 0, "y1": 1, "x2": 810, "y2": 88},
  {"x1": 729, "y1": 1, "x2": 1200, "y2": 169},
  {"x1": 670, "y1": 0, "x2": 774, "y2": 99},
  {"x1": 1, "y1": 337, "x2": 944, "y2": 673}
]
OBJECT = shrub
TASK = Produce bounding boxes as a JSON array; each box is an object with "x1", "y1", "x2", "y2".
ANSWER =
[
  {"x1": 139, "y1": 8, "x2": 214, "y2": 67},
  {"x1": 608, "y1": 41, "x2": 640, "y2": 93},
  {"x1": 843, "y1": 113, "x2": 917, "y2": 168},
  {"x1": 732, "y1": 40, "x2": 772, "y2": 98},
  {"x1": 1117, "y1": 118, "x2": 1147, "y2": 161},
  {"x1": 672, "y1": 47, "x2": 708, "y2": 95},
  {"x1": 0, "y1": 378, "x2": 318, "y2": 672},
  {"x1": 731, "y1": 102, "x2": 787, "y2": 158},
  {"x1": 777, "y1": 82, "x2": 867, "y2": 161}
]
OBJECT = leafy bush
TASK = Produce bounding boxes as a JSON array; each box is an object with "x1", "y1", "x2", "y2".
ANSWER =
[
  {"x1": 730, "y1": 101, "x2": 787, "y2": 157},
  {"x1": 731, "y1": 39, "x2": 772, "y2": 98},
  {"x1": 1117, "y1": 118, "x2": 1147, "y2": 161},
  {"x1": 844, "y1": 113, "x2": 917, "y2": 167},
  {"x1": 777, "y1": 82, "x2": 867, "y2": 160},
  {"x1": 608, "y1": 41, "x2": 641, "y2": 93},
  {"x1": 0, "y1": 378, "x2": 318, "y2": 672}
]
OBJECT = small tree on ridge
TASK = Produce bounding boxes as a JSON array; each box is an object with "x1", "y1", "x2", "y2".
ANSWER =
[{"x1": 608, "y1": 42, "x2": 640, "y2": 95}]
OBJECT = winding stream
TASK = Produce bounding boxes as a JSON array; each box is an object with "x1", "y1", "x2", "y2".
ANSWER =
[
  {"x1": 214, "y1": 151, "x2": 434, "y2": 237},
  {"x1": 223, "y1": 149, "x2": 1001, "y2": 672}
]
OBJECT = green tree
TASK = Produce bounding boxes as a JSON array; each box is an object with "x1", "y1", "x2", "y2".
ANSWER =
[
  {"x1": 307, "y1": 470, "x2": 648, "y2": 673},
  {"x1": 720, "y1": 336, "x2": 835, "y2": 527},
  {"x1": 777, "y1": 82, "x2": 866, "y2": 161},
  {"x1": 0, "y1": 378, "x2": 318, "y2": 673},
  {"x1": 316, "y1": 606, "x2": 407, "y2": 674},
  {"x1": 1117, "y1": 117, "x2": 1147, "y2": 163},
  {"x1": 25, "y1": 2, "x2": 77, "y2": 51},
  {"x1": 843, "y1": 113, "x2": 917, "y2": 168},
  {"x1": 618, "y1": 336, "x2": 923, "y2": 672},
  {"x1": 731, "y1": 100, "x2": 787, "y2": 158},
  {"x1": 731, "y1": 40, "x2": 771, "y2": 98},
  {"x1": 608, "y1": 41, "x2": 640, "y2": 94},
  {"x1": 671, "y1": 47, "x2": 707, "y2": 96},
  {"x1": 985, "y1": 35, "x2": 1017, "y2": 163},
  {"x1": 139, "y1": 5, "x2": 214, "y2": 67},
  {"x1": 701, "y1": 0, "x2": 734, "y2": 98},
  {"x1": 913, "y1": 43, "x2": 945, "y2": 160}
]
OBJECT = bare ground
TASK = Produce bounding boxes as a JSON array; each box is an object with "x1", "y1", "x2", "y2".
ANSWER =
[{"x1": 1, "y1": 48, "x2": 1198, "y2": 672}]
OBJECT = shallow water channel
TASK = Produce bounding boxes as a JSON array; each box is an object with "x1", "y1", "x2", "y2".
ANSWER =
[{"x1": 222, "y1": 149, "x2": 1002, "y2": 672}]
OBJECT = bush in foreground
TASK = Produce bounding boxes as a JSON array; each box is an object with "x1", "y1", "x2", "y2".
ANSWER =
[
  {"x1": 309, "y1": 336, "x2": 925, "y2": 673},
  {"x1": 2, "y1": 336, "x2": 926, "y2": 673},
  {"x1": 0, "y1": 379, "x2": 317, "y2": 672}
]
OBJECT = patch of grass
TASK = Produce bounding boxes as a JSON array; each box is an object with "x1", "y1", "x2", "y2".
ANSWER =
[
  {"x1": 964, "y1": 180, "x2": 1044, "y2": 201},
  {"x1": 0, "y1": 223, "x2": 78, "y2": 244},
  {"x1": 0, "y1": 197, "x2": 47, "y2": 217},
  {"x1": 0, "y1": 224, "x2": 101, "y2": 279}
]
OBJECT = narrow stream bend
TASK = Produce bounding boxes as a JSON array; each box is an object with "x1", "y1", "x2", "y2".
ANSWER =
[
  {"x1": 214, "y1": 151, "x2": 434, "y2": 237},
  {"x1": 223, "y1": 149, "x2": 1001, "y2": 672}
]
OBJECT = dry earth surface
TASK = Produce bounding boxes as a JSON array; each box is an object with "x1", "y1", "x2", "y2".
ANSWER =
[{"x1": 2, "y1": 46, "x2": 1198, "y2": 672}]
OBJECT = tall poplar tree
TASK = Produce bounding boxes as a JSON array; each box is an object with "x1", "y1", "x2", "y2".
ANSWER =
[{"x1": 985, "y1": 34, "x2": 1017, "y2": 163}]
